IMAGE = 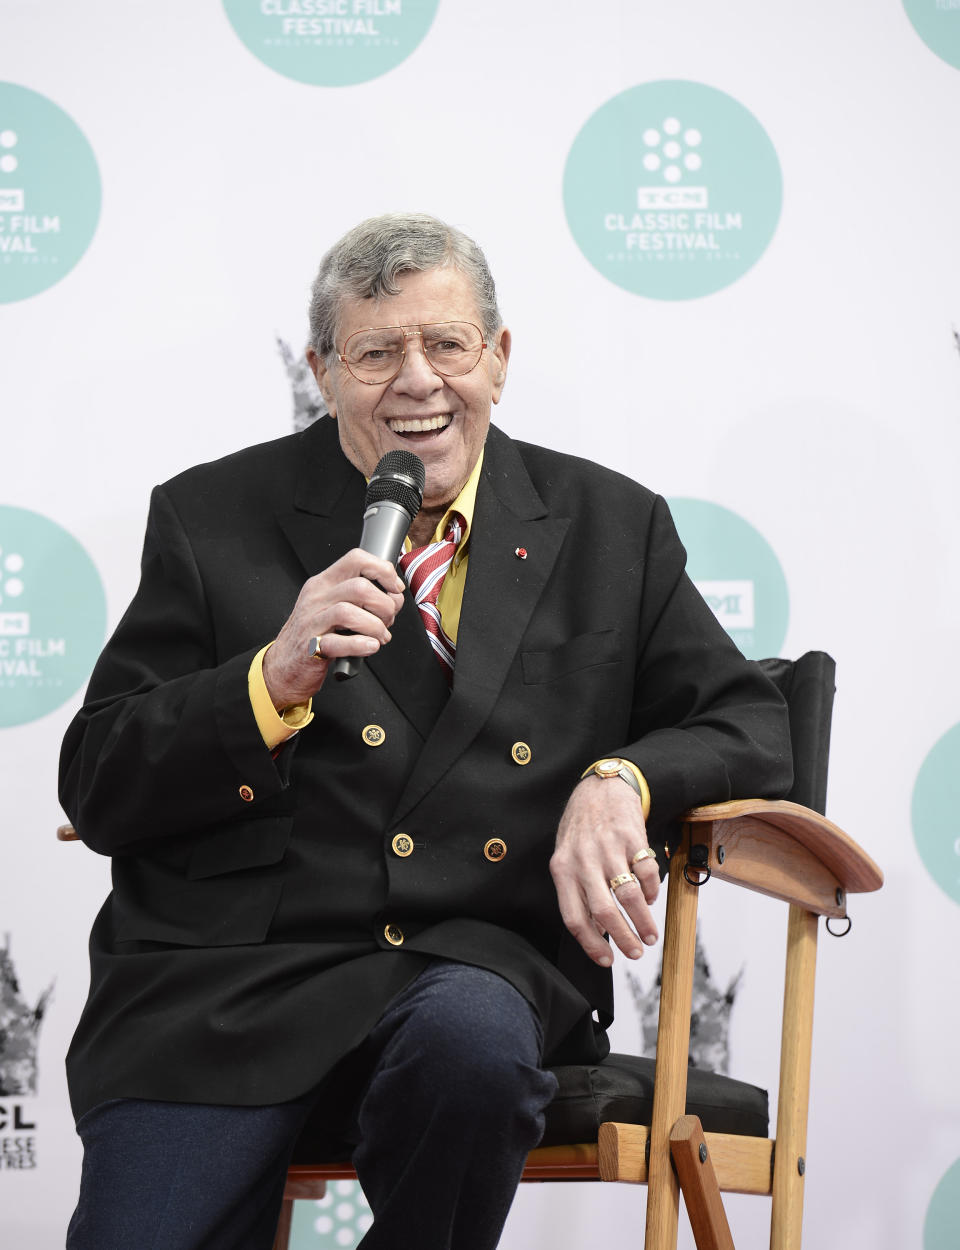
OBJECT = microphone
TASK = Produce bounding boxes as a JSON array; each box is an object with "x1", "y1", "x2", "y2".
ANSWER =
[{"x1": 332, "y1": 450, "x2": 425, "y2": 682}]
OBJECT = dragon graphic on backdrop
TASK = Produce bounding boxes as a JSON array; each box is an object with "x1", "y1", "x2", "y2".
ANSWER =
[
  {"x1": 277, "y1": 337, "x2": 327, "y2": 431},
  {"x1": 626, "y1": 934, "x2": 743, "y2": 1073},
  {"x1": 0, "y1": 934, "x2": 54, "y2": 1095}
]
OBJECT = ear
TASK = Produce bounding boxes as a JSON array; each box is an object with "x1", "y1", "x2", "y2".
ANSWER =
[
  {"x1": 490, "y1": 326, "x2": 511, "y2": 405},
  {"x1": 307, "y1": 346, "x2": 338, "y2": 419}
]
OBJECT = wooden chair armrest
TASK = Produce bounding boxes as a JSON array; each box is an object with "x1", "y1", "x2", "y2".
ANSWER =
[{"x1": 681, "y1": 799, "x2": 882, "y2": 912}]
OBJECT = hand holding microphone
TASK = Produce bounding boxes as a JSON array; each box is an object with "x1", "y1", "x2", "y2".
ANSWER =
[{"x1": 261, "y1": 450, "x2": 424, "y2": 708}]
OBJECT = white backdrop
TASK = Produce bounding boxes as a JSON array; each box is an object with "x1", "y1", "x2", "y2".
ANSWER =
[{"x1": 2, "y1": 2, "x2": 959, "y2": 1246}]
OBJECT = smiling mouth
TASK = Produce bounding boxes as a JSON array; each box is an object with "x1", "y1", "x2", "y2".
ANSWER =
[{"x1": 388, "y1": 414, "x2": 452, "y2": 434}]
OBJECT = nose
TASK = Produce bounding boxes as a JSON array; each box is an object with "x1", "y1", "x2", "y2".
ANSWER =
[{"x1": 390, "y1": 330, "x2": 444, "y2": 397}]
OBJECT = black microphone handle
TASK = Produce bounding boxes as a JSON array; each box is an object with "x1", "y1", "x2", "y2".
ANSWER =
[{"x1": 331, "y1": 498, "x2": 415, "y2": 682}]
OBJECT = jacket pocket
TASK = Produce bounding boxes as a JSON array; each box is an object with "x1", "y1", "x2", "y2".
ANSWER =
[
  {"x1": 521, "y1": 629, "x2": 621, "y2": 684},
  {"x1": 112, "y1": 876, "x2": 284, "y2": 947},
  {"x1": 186, "y1": 816, "x2": 293, "y2": 880},
  {"x1": 111, "y1": 816, "x2": 292, "y2": 947}
]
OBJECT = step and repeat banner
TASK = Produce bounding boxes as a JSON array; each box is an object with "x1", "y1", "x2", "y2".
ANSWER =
[{"x1": 2, "y1": 2, "x2": 959, "y2": 1246}]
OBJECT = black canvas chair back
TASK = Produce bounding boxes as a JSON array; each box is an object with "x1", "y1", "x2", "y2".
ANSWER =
[{"x1": 758, "y1": 651, "x2": 835, "y2": 815}]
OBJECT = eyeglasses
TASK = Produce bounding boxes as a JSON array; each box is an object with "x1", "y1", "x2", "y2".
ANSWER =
[{"x1": 338, "y1": 321, "x2": 487, "y2": 385}]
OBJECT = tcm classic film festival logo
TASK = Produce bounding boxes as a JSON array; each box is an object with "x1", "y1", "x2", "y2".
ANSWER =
[
  {"x1": 0, "y1": 83, "x2": 101, "y2": 304},
  {"x1": 904, "y1": 0, "x2": 960, "y2": 71},
  {"x1": 0, "y1": 506, "x2": 106, "y2": 728},
  {"x1": 912, "y1": 723, "x2": 960, "y2": 1245},
  {"x1": 291, "y1": 1181, "x2": 373, "y2": 1247},
  {"x1": 912, "y1": 722, "x2": 960, "y2": 909},
  {"x1": 667, "y1": 499, "x2": 788, "y2": 660},
  {"x1": 926, "y1": 1156, "x2": 960, "y2": 1249},
  {"x1": 223, "y1": 0, "x2": 441, "y2": 85},
  {"x1": 563, "y1": 81, "x2": 782, "y2": 300}
]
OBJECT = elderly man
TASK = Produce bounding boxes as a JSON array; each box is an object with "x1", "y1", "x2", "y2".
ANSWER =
[{"x1": 61, "y1": 213, "x2": 791, "y2": 1249}]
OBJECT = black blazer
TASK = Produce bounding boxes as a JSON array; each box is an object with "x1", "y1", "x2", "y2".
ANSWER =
[{"x1": 60, "y1": 418, "x2": 792, "y2": 1120}]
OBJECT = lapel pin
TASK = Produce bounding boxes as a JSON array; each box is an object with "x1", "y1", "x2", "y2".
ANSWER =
[{"x1": 514, "y1": 547, "x2": 527, "y2": 560}]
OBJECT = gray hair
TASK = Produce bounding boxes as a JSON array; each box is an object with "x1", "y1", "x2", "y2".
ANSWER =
[{"x1": 308, "y1": 213, "x2": 502, "y2": 359}]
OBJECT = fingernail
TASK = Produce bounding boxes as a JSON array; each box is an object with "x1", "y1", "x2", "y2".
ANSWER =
[
  {"x1": 643, "y1": 933, "x2": 657, "y2": 945},
  {"x1": 629, "y1": 948, "x2": 643, "y2": 960},
  {"x1": 597, "y1": 955, "x2": 612, "y2": 968}
]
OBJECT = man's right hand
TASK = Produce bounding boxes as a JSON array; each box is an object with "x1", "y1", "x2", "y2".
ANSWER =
[{"x1": 262, "y1": 549, "x2": 406, "y2": 708}]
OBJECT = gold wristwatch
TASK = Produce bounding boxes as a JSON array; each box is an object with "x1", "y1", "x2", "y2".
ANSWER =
[
  {"x1": 580, "y1": 757, "x2": 651, "y2": 818},
  {"x1": 582, "y1": 756, "x2": 641, "y2": 794}
]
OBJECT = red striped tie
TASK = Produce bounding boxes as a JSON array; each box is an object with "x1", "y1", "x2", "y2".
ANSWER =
[{"x1": 398, "y1": 513, "x2": 463, "y2": 682}]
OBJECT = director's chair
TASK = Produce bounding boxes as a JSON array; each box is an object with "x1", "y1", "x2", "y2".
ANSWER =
[{"x1": 60, "y1": 653, "x2": 882, "y2": 1249}]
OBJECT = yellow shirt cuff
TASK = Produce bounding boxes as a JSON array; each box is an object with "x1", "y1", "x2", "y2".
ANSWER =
[
  {"x1": 249, "y1": 643, "x2": 314, "y2": 750},
  {"x1": 581, "y1": 757, "x2": 651, "y2": 820}
]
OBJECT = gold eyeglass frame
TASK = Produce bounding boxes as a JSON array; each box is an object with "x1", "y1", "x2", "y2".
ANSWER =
[{"x1": 337, "y1": 322, "x2": 488, "y2": 386}]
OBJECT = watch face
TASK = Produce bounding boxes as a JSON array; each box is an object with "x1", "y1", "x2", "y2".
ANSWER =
[{"x1": 596, "y1": 759, "x2": 621, "y2": 777}]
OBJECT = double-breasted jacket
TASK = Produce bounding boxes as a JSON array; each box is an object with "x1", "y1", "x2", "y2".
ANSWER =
[{"x1": 60, "y1": 417, "x2": 792, "y2": 1120}]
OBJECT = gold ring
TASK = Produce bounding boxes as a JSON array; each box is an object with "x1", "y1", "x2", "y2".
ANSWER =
[
  {"x1": 308, "y1": 635, "x2": 326, "y2": 660},
  {"x1": 609, "y1": 871, "x2": 638, "y2": 891},
  {"x1": 631, "y1": 848, "x2": 658, "y2": 867}
]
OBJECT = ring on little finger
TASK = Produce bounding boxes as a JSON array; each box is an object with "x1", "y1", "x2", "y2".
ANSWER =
[
  {"x1": 631, "y1": 847, "x2": 658, "y2": 867},
  {"x1": 609, "y1": 871, "x2": 639, "y2": 892},
  {"x1": 307, "y1": 635, "x2": 326, "y2": 660}
]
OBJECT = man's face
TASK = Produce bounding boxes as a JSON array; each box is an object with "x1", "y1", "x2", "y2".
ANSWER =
[{"x1": 309, "y1": 267, "x2": 510, "y2": 514}]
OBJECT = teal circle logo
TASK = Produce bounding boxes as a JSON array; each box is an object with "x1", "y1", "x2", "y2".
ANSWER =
[
  {"x1": 904, "y1": 1, "x2": 960, "y2": 72},
  {"x1": 222, "y1": 0, "x2": 441, "y2": 86},
  {"x1": 925, "y1": 1157, "x2": 960, "y2": 1248},
  {"x1": 563, "y1": 81, "x2": 782, "y2": 300},
  {"x1": 912, "y1": 722, "x2": 960, "y2": 906},
  {"x1": 0, "y1": 506, "x2": 107, "y2": 727},
  {"x1": 667, "y1": 498, "x2": 788, "y2": 659},
  {"x1": 291, "y1": 1179, "x2": 371, "y2": 1246},
  {"x1": 0, "y1": 83, "x2": 102, "y2": 304}
]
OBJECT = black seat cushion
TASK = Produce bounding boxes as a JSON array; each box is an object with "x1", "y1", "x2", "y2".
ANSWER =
[
  {"x1": 291, "y1": 1052, "x2": 768, "y2": 1162},
  {"x1": 540, "y1": 1052, "x2": 769, "y2": 1146}
]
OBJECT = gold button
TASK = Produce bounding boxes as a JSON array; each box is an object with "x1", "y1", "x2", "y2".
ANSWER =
[
  {"x1": 238, "y1": 785, "x2": 254, "y2": 802},
  {"x1": 391, "y1": 833, "x2": 414, "y2": 857},
  {"x1": 384, "y1": 923, "x2": 404, "y2": 946},
  {"x1": 362, "y1": 724, "x2": 386, "y2": 747},
  {"x1": 484, "y1": 838, "x2": 507, "y2": 862},
  {"x1": 511, "y1": 741, "x2": 532, "y2": 765}
]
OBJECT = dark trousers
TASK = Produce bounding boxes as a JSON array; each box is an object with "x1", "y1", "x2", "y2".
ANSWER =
[{"x1": 67, "y1": 961, "x2": 558, "y2": 1250}]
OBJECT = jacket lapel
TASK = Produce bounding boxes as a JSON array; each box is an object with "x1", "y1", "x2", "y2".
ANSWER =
[
  {"x1": 276, "y1": 417, "x2": 361, "y2": 578},
  {"x1": 389, "y1": 426, "x2": 571, "y2": 824}
]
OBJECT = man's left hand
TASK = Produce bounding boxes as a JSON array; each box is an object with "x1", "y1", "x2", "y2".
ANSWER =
[{"x1": 550, "y1": 776, "x2": 660, "y2": 967}]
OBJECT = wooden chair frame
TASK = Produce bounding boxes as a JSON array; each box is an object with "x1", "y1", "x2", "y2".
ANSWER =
[{"x1": 265, "y1": 797, "x2": 882, "y2": 1250}]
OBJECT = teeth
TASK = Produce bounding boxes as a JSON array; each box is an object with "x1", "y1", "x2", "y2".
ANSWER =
[{"x1": 389, "y1": 414, "x2": 452, "y2": 433}]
